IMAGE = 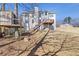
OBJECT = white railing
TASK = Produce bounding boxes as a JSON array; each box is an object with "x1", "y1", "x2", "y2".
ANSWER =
[{"x1": 0, "y1": 16, "x2": 21, "y2": 25}]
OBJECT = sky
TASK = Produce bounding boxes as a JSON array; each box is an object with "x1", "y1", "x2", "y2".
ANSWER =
[
  {"x1": 39, "y1": 3, "x2": 79, "y2": 21},
  {"x1": 0, "y1": 3, "x2": 79, "y2": 22}
]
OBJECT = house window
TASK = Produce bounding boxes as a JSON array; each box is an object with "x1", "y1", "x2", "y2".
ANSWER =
[
  {"x1": 25, "y1": 20, "x2": 28, "y2": 23},
  {"x1": 32, "y1": 19, "x2": 34, "y2": 23},
  {"x1": 45, "y1": 11, "x2": 47, "y2": 15},
  {"x1": 49, "y1": 14, "x2": 53, "y2": 17}
]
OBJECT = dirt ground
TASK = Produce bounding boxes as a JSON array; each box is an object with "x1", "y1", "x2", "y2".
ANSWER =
[
  {"x1": 35, "y1": 26, "x2": 79, "y2": 56},
  {"x1": 0, "y1": 26, "x2": 79, "y2": 56}
]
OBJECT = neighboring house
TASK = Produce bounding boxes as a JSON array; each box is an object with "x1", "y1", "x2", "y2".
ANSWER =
[
  {"x1": 20, "y1": 7, "x2": 56, "y2": 32},
  {"x1": 0, "y1": 11, "x2": 21, "y2": 35},
  {"x1": 21, "y1": 11, "x2": 29, "y2": 32},
  {"x1": 40, "y1": 11, "x2": 56, "y2": 30}
]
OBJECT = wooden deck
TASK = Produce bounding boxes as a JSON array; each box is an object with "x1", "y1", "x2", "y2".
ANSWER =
[
  {"x1": 0, "y1": 24, "x2": 23, "y2": 28},
  {"x1": 42, "y1": 19, "x2": 54, "y2": 25}
]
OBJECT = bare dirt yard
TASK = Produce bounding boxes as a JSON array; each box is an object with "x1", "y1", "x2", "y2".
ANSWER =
[
  {"x1": 34, "y1": 26, "x2": 79, "y2": 56},
  {"x1": 0, "y1": 25, "x2": 79, "y2": 56}
]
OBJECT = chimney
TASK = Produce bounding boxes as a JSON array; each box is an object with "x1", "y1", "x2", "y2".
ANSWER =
[
  {"x1": 1, "y1": 3, "x2": 5, "y2": 11},
  {"x1": 14, "y1": 3, "x2": 18, "y2": 18}
]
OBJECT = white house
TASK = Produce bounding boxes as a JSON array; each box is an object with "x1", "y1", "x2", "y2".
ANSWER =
[
  {"x1": 21, "y1": 12, "x2": 29, "y2": 32},
  {"x1": 21, "y1": 7, "x2": 56, "y2": 32},
  {"x1": 40, "y1": 11, "x2": 56, "y2": 30}
]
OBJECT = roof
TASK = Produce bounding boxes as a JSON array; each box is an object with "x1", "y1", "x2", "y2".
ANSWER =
[
  {"x1": 42, "y1": 10, "x2": 56, "y2": 14},
  {"x1": 0, "y1": 10, "x2": 14, "y2": 14}
]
